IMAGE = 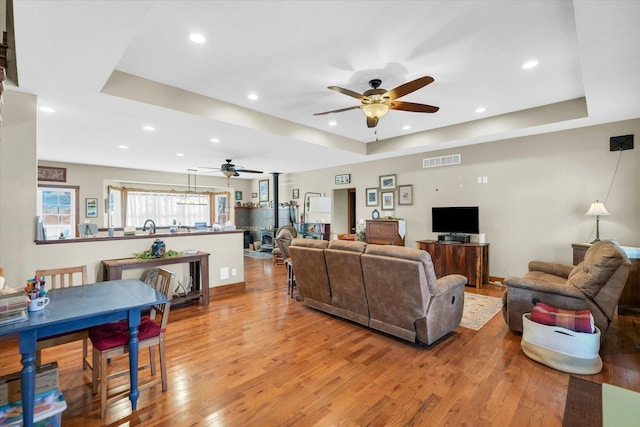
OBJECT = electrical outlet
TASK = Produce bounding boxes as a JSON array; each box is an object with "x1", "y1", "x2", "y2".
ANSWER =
[
  {"x1": 220, "y1": 267, "x2": 229, "y2": 280},
  {"x1": 477, "y1": 176, "x2": 482, "y2": 183},
  {"x1": 231, "y1": 268, "x2": 237, "y2": 276},
  {"x1": 482, "y1": 176, "x2": 488, "y2": 183}
]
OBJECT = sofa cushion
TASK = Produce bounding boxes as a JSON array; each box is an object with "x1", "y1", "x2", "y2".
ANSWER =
[
  {"x1": 364, "y1": 244, "x2": 438, "y2": 290},
  {"x1": 328, "y1": 239, "x2": 366, "y2": 253},
  {"x1": 567, "y1": 240, "x2": 625, "y2": 298}
]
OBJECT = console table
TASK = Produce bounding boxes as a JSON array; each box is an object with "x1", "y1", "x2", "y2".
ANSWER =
[
  {"x1": 572, "y1": 243, "x2": 639, "y2": 315},
  {"x1": 416, "y1": 240, "x2": 489, "y2": 289},
  {"x1": 102, "y1": 251, "x2": 210, "y2": 306}
]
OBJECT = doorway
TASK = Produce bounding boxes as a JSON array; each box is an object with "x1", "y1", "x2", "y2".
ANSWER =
[
  {"x1": 332, "y1": 187, "x2": 357, "y2": 237},
  {"x1": 348, "y1": 188, "x2": 356, "y2": 234}
]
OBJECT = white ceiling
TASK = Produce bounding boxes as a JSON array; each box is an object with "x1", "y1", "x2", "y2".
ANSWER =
[{"x1": 9, "y1": 1, "x2": 640, "y2": 179}]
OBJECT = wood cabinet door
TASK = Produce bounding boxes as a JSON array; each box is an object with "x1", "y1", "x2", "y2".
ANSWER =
[{"x1": 366, "y1": 221, "x2": 397, "y2": 245}]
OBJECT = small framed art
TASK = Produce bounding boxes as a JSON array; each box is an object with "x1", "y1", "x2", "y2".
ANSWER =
[
  {"x1": 235, "y1": 191, "x2": 242, "y2": 200},
  {"x1": 335, "y1": 174, "x2": 350, "y2": 185},
  {"x1": 259, "y1": 179, "x2": 269, "y2": 202},
  {"x1": 366, "y1": 188, "x2": 379, "y2": 207},
  {"x1": 292, "y1": 188, "x2": 299, "y2": 199},
  {"x1": 86, "y1": 198, "x2": 98, "y2": 218},
  {"x1": 381, "y1": 191, "x2": 395, "y2": 210},
  {"x1": 379, "y1": 174, "x2": 396, "y2": 190},
  {"x1": 251, "y1": 192, "x2": 258, "y2": 198},
  {"x1": 398, "y1": 184, "x2": 413, "y2": 205}
]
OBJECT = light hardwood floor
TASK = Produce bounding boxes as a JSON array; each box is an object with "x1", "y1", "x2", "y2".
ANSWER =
[{"x1": 1, "y1": 255, "x2": 639, "y2": 426}]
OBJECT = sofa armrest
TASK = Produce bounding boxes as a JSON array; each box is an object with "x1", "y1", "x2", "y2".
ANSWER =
[
  {"x1": 434, "y1": 274, "x2": 467, "y2": 296},
  {"x1": 504, "y1": 276, "x2": 586, "y2": 300},
  {"x1": 527, "y1": 260, "x2": 574, "y2": 278}
]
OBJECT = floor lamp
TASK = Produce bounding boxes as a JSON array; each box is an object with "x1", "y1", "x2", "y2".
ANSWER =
[{"x1": 585, "y1": 200, "x2": 609, "y2": 244}]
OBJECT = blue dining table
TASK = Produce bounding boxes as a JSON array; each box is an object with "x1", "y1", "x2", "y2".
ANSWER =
[{"x1": 0, "y1": 279, "x2": 169, "y2": 426}]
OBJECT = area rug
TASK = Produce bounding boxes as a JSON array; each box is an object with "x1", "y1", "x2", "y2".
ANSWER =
[
  {"x1": 459, "y1": 292, "x2": 503, "y2": 331},
  {"x1": 243, "y1": 249, "x2": 273, "y2": 259},
  {"x1": 563, "y1": 376, "x2": 640, "y2": 427}
]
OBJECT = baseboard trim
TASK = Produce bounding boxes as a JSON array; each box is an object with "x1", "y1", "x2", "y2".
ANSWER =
[{"x1": 209, "y1": 282, "x2": 245, "y2": 299}]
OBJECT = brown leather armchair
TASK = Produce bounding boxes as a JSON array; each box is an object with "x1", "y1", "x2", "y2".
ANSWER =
[{"x1": 502, "y1": 240, "x2": 631, "y2": 337}]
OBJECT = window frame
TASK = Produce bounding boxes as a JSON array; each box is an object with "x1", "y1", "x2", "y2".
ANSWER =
[{"x1": 37, "y1": 184, "x2": 80, "y2": 239}]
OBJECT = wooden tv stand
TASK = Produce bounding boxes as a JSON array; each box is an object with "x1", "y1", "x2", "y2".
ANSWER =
[{"x1": 416, "y1": 240, "x2": 489, "y2": 289}]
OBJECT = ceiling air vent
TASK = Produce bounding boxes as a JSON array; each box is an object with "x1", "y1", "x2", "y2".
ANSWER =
[{"x1": 423, "y1": 154, "x2": 461, "y2": 169}]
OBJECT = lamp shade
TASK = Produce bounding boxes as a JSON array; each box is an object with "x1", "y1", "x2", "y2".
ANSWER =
[{"x1": 585, "y1": 201, "x2": 610, "y2": 216}]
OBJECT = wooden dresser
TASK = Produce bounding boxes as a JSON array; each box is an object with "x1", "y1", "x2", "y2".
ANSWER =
[
  {"x1": 365, "y1": 220, "x2": 405, "y2": 246},
  {"x1": 416, "y1": 240, "x2": 489, "y2": 289}
]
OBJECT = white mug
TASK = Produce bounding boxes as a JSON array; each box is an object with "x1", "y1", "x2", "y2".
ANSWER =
[{"x1": 29, "y1": 296, "x2": 50, "y2": 312}]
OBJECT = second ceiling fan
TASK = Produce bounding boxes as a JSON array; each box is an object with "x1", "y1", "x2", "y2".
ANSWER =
[
  {"x1": 314, "y1": 75, "x2": 439, "y2": 128},
  {"x1": 200, "y1": 159, "x2": 263, "y2": 177}
]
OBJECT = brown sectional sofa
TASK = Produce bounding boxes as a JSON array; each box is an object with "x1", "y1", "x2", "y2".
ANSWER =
[{"x1": 289, "y1": 238, "x2": 468, "y2": 345}]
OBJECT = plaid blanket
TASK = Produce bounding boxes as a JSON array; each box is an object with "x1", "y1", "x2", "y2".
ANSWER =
[{"x1": 530, "y1": 301, "x2": 595, "y2": 333}]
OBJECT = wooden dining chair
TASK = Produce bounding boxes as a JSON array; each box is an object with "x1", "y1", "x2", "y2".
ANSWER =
[
  {"x1": 89, "y1": 268, "x2": 175, "y2": 418},
  {"x1": 34, "y1": 265, "x2": 90, "y2": 367}
]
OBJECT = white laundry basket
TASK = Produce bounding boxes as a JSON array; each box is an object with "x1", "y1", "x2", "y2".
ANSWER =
[{"x1": 521, "y1": 313, "x2": 602, "y2": 374}]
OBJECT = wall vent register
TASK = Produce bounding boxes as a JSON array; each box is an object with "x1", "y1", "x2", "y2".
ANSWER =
[{"x1": 423, "y1": 154, "x2": 461, "y2": 169}]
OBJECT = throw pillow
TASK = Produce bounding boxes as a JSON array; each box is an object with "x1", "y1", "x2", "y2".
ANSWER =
[{"x1": 530, "y1": 301, "x2": 594, "y2": 333}]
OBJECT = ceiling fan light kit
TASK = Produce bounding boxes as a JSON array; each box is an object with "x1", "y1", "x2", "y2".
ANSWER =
[{"x1": 315, "y1": 76, "x2": 439, "y2": 128}]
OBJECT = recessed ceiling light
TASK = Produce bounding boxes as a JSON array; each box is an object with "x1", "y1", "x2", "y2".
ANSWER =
[
  {"x1": 189, "y1": 33, "x2": 206, "y2": 44},
  {"x1": 522, "y1": 60, "x2": 539, "y2": 70},
  {"x1": 402, "y1": 125, "x2": 411, "y2": 130},
  {"x1": 247, "y1": 93, "x2": 259, "y2": 101},
  {"x1": 39, "y1": 107, "x2": 56, "y2": 113},
  {"x1": 210, "y1": 138, "x2": 220, "y2": 143},
  {"x1": 118, "y1": 145, "x2": 129, "y2": 149},
  {"x1": 328, "y1": 121, "x2": 337, "y2": 126},
  {"x1": 176, "y1": 153, "x2": 185, "y2": 157},
  {"x1": 475, "y1": 107, "x2": 486, "y2": 113},
  {"x1": 141, "y1": 125, "x2": 156, "y2": 131}
]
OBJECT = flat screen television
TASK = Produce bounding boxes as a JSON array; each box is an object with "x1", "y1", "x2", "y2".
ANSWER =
[{"x1": 432, "y1": 206, "x2": 479, "y2": 235}]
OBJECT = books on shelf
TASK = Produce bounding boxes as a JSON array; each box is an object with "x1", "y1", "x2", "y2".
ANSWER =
[{"x1": 0, "y1": 289, "x2": 28, "y2": 326}]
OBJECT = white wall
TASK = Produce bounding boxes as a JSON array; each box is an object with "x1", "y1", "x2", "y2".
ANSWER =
[{"x1": 278, "y1": 119, "x2": 640, "y2": 278}]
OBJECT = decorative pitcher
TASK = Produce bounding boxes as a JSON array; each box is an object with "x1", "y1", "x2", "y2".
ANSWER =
[{"x1": 151, "y1": 239, "x2": 166, "y2": 258}]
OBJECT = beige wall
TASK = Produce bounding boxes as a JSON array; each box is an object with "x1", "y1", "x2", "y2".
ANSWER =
[
  {"x1": 280, "y1": 119, "x2": 640, "y2": 278},
  {"x1": 2, "y1": 89, "x2": 639, "y2": 283}
]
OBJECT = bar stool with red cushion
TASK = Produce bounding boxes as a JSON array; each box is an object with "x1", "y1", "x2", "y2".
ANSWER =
[{"x1": 89, "y1": 268, "x2": 175, "y2": 418}]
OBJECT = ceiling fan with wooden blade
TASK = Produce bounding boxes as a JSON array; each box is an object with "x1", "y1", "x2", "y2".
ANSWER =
[
  {"x1": 199, "y1": 159, "x2": 263, "y2": 177},
  {"x1": 314, "y1": 76, "x2": 439, "y2": 128}
]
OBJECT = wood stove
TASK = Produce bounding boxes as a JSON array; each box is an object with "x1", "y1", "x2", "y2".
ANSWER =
[{"x1": 260, "y1": 229, "x2": 275, "y2": 252}]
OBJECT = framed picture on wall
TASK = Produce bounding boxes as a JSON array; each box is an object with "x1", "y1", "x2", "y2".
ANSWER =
[
  {"x1": 292, "y1": 188, "x2": 299, "y2": 199},
  {"x1": 335, "y1": 174, "x2": 350, "y2": 185},
  {"x1": 251, "y1": 192, "x2": 258, "y2": 198},
  {"x1": 85, "y1": 198, "x2": 98, "y2": 218},
  {"x1": 398, "y1": 184, "x2": 413, "y2": 205},
  {"x1": 379, "y1": 174, "x2": 396, "y2": 190},
  {"x1": 38, "y1": 166, "x2": 66, "y2": 182},
  {"x1": 366, "y1": 188, "x2": 379, "y2": 207},
  {"x1": 259, "y1": 179, "x2": 269, "y2": 202},
  {"x1": 381, "y1": 191, "x2": 395, "y2": 210},
  {"x1": 235, "y1": 191, "x2": 242, "y2": 200}
]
